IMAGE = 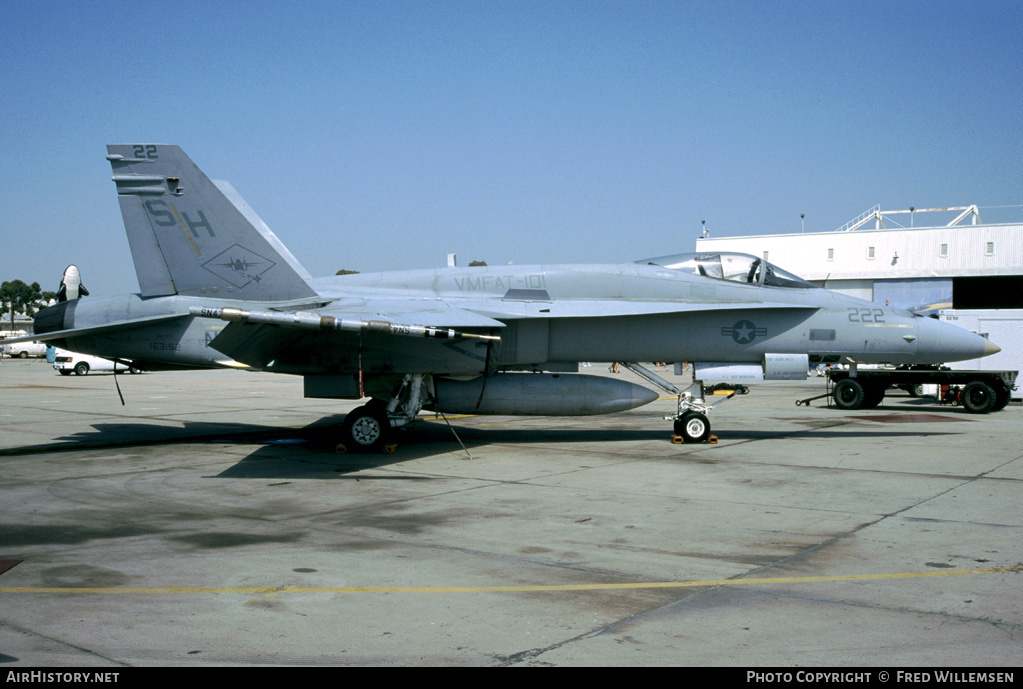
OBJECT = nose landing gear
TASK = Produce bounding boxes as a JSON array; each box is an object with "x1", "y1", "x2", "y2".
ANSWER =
[{"x1": 622, "y1": 363, "x2": 731, "y2": 444}]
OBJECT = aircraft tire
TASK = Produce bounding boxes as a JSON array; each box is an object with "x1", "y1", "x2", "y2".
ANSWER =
[
  {"x1": 832, "y1": 379, "x2": 865, "y2": 410},
  {"x1": 74, "y1": 362, "x2": 89, "y2": 376},
  {"x1": 961, "y1": 381, "x2": 996, "y2": 414},
  {"x1": 342, "y1": 404, "x2": 391, "y2": 452},
  {"x1": 675, "y1": 411, "x2": 710, "y2": 443}
]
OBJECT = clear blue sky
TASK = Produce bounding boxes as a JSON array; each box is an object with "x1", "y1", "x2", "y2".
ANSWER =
[{"x1": 2, "y1": 0, "x2": 1021, "y2": 295}]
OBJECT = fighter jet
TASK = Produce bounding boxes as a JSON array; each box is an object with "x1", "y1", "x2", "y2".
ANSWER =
[{"x1": 2, "y1": 145, "x2": 1000, "y2": 449}]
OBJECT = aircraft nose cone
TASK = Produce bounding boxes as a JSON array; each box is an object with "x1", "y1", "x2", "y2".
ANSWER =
[{"x1": 915, "y1": 317, "x2": 997, "y2": 363}]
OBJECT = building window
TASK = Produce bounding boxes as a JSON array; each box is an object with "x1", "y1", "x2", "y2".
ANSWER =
[
  {"x1": 985, "y1": 241, "x2": 995, "y2": 256},
  {"x1": 867, "y1": 246, "x2": 875, "y2": 260},
  {"x1": 940, "y1": 243, "x2": 948, "y2": 258},
  {"x1": 827, "y1": 248, "x2": 834, "y2": 261}
]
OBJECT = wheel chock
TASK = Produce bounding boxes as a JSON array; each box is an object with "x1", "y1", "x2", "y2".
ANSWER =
[
  {"x1": 671, "y1": 434, "x2": 719, "y2": 445},
  {"x1": 336, "y1": 443, "x2": 398, "y2": 454}
]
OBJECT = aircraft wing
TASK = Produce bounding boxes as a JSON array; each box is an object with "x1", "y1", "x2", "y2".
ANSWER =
[
  {"x1": 198, "y1": 302, "x2": 506, "y2": 369},
  {"x1": 320, "y1": 300, "x2": 509, "y2": 329}
]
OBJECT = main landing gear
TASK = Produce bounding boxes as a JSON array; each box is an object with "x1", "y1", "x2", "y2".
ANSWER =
[
  {"x1": 338, "y1": 374, "x2": 428, "y2": 453},
  {"x1": 339, "y1": 399, "x2": 392, "y2": 453}
]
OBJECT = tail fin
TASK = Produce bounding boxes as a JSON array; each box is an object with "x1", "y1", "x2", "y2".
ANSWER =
[{"x1": 107, "y1": 144, "x2": 317, "y2": 302}]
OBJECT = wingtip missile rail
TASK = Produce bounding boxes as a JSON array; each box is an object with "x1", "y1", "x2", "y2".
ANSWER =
[{"x1": 189, "y1": 306, "x2": 501, "y2": 342}]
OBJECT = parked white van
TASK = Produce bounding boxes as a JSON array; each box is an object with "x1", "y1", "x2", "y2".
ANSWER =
[
  {"x1": 2, "y1": 340, "x2": 47, "y2": 358},
  {"x1": 53, "y1": 348, "x2": 139, "y2": 376}
]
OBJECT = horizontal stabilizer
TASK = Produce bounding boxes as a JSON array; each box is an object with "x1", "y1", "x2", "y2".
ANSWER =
[{"x1": 0, "y1": 313, "x2": 187, "y2": 345}]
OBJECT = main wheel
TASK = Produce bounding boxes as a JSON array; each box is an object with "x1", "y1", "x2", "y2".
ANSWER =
[
  {"x1": 674, "y1": 411, "x2": 710, "y2": 443},
  {"x1": 832, "y1": 378, "x2": 865, "y2": 410},
  {"x1": 961, "y1": 381, "x2": 996, "y2": 414},
  {"x1": 341, "y1": 404, "x2": 391, "y2": 452}
]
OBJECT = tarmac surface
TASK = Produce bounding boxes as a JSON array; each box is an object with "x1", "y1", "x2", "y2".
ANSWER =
[{"x1": 0, "y1": 357, "x2": 1020, "y2": 667}]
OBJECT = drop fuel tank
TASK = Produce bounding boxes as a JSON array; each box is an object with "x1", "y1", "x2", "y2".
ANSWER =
[{"x1": 429, "y1": 373, "x2": 659, "y2": 416}]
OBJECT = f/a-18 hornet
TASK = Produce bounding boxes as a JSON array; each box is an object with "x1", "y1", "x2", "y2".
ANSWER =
[{"x1": 3, "y1": 145, "x2": 999, "y2": 449}]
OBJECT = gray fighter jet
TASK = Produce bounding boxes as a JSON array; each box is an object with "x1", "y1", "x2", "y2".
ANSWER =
[{"x1": 3, "y1": 145, "x2": 999, "y2": 449}]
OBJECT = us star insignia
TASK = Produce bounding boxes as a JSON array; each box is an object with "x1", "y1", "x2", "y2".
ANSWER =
[{"x1": 721, "y1": 319, "x2": 767, "y2": 344}]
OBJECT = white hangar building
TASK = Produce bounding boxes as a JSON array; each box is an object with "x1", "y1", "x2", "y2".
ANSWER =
[{"x1": 694, "y1": 205, "x2": 1022, "y2": 398}]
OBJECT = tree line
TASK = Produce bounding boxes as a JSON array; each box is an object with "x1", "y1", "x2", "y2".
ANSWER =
[{"x1": 1, "y1": 279, "x2": 56, "y2": 331}]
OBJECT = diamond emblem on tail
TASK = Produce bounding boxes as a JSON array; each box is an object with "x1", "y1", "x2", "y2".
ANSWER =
[{"x1": 202, "y1": 244, "x2": 276, "y2": 289}]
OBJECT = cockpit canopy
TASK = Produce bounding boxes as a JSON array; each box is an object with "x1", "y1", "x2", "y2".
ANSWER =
[{"x1": 637, "y1": 252, "x2": 819, "y2": 289}]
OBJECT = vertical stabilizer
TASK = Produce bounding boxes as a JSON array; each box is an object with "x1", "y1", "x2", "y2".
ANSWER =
[{"x1": 107, "y1": 144, "x2": 317, "y2": 302}]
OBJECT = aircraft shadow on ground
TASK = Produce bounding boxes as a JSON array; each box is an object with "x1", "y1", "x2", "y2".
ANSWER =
[
  {"x1": 0, "y1": 406, "x2": 968, "y2": 480},
  {"x1": 214, "y1": 419, "x2": 963, "y2": 478},
  {"x1": 214, "y1": 420, "x2": 675, "y2": 478}
]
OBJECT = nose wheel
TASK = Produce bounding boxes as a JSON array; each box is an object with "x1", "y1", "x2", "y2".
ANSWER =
[
  {"x1": 620, "y1": 363, "x2": 727, "y2": 444},
  {"x1": 674, "y1": 411, "x2": 711, "y2": 443}
]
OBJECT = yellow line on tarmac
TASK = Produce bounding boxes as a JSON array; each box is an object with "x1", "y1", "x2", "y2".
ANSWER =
[{"x1": 1, "y1": 566, "x2": 1018, "y2": 595}]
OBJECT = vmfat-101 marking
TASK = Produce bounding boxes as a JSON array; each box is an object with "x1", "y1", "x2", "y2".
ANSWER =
[{"x1": 452, "y1": 273, "x2": 547, "y2": 292}]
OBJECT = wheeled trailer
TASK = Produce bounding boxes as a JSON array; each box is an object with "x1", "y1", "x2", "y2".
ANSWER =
[{"x1": 826, "y1": 367, "x2": 1017, "y2": 414}]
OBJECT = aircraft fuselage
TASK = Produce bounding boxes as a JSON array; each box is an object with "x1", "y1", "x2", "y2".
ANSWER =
[{"x1": 39, "y1": 261, "x2": 991, "y2": 378}]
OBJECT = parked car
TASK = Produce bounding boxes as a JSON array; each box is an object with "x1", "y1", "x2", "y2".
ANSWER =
[
  {"x1": 52, "y1": 348, "x2": 140, "y2": 376},
  {"x1": 2, "y1": 340, "x2": 47, "y2": 358}
]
